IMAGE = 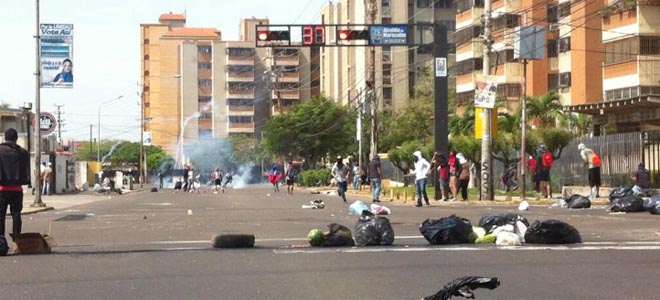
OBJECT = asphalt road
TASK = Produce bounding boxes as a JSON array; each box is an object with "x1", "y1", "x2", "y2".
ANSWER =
[{"x1": 3, "y1": 184, "x2": 660, "y2": 300}]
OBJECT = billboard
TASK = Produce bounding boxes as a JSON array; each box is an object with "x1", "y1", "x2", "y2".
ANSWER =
[
  {"x1": 40, "y1": 112, "x2": 57, "y2": 135},
  {"x1": 40, "y1": 24, "x2": 74, "y2": 88}
]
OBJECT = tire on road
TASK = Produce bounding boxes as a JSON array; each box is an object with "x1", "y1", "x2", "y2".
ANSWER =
[{"x1": 212, "y1": 234, "x2": 255, "y2": 248}]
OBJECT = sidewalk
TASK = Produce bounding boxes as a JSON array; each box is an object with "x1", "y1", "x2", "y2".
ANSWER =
[
  {"x1": 315, "y1": 185, "x2": 611, "y2": 206},
  {"x1": 9, "y1": 189, "x2": 140, "y2": 216}
]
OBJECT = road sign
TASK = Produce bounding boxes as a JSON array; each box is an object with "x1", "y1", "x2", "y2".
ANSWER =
[
  {"x1": 39, "y1": 112, "x2": 57, "y2": 135},
  {"x1": 369, "y1": 25, "x2": 408, "y2": 45},
  {"x1": 143, "y1": 131, "x2": 152, "y2": 146}
]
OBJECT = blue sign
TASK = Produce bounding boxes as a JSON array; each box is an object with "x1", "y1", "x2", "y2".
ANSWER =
[{"x1": 370, "y1": 25, "x2": 408, "y2": 45}]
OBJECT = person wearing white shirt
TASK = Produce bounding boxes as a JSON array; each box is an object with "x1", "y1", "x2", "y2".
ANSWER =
[{"x1": 410, "y1": 151, "x2": 431, "y2": 207}]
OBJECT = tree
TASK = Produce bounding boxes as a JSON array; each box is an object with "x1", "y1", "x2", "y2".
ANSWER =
[
  {"x1": 525, "y1": 91, "x2": 563, "y2": 128},
  {"x1": 387, "y1": 140, "x2": 434, "y2": 179},
  {"x1": 449, "y1": 104, "x2": 476, "y2": 136},
  {"x1": 261, "y1": 95, "x2": 356, "y2": 169}
]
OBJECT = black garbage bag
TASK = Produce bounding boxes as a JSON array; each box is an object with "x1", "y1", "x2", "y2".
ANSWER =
[
  {"x1": 322, "y1": 223, "x2": 355, "y2": 247},
  {"x1": 644, "y1": 196, "x2": 660, "y2": 215},
  {"x1": 610, "y1": 195, "x2": 645, "y2": 212},
  {"x1": 423, "y1": 276, "x2": 500, "y2": 300},
  {"x1": 524, "y1": 219, "x2": 582, "y2": 244},
  {"x1": 478, "y1": 213, "x2": 529, "y2": 233},
  {"x1": 609, "y1": 186, "x2": 633, "y2": 202},
  {"x1": 420, "y1": 215, "x2": 473, "y2": 245},
  {"x1": 565, "y1": 194, "x2": 591, "y2": 209},
  {"x1": 354, "y1": 211, "x2": 395, "y2": 246}
]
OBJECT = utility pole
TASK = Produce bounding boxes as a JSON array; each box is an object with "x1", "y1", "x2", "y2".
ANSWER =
[
  {"x1": 89, "y1": 124, "x2": 93, "y2": 159},
  {"x1": 433, "y1": 22, "x2": 449, "y2": 200},
  {"x1": 55, "y1": 104, "x2": 64, "y2": 147},
  {"x1": 32, "y1": 0, "x2": 45, "y2": 207},
  {"x1": 480, "y1": 0, "x2": 494, "y2": 201},
  {"x1": 368, "y1": 0, "x2": 377, "y2": 159}
]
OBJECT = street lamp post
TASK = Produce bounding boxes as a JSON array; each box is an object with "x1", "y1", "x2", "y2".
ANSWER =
[{"x1": 97, "y1": 95, "x2": 124, "y2": 162}]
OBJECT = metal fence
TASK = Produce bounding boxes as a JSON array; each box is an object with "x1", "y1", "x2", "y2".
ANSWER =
[{"x1": 555, "y1": 131, "x2": 646, "y2": 189}]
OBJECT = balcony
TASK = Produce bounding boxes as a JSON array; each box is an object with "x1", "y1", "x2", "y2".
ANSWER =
[
  {"x1": 456, "y1": 40, "x2": 483, "y2": 62},
  {"x1": 227, "y1": 72, "x2": 254, "y2": 82},
  {"x1": 228, "y1": 89, "x2": 254, "y2": 99},
  {"x1": 272, "y1": 89, "x2": 300, "y2": 99}
]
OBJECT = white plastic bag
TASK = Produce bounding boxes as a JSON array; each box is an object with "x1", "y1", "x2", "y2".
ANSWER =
[
  {"x1": 370, "y1": 203, "x2": 391, "y2": 215},
  {"x1": 496, "y1": 231, "x2": 522, "y2": 246},
  {"x1": 349, "y1": 201, "x2": 369, "y2": 216},
  {"x1": 514, "y1": 220, "x2": 528, "y2": 243},
  {"x1": 518, "y1": 200, "x2": 530, "y2": 211}
]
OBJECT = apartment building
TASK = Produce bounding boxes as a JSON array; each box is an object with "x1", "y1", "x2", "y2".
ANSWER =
[
  {"x1": 454, "y1": 0, "x2": 604, "y2": 112},
  {"x1": 566, "y1": 0, "x2": 660, "y2": 133},
  {"x1": 140, "y1": 14, "x2": 319, "y2": 160},
  {"x1": 321, "y1": 0, "x2": 456, "y2": 111}
]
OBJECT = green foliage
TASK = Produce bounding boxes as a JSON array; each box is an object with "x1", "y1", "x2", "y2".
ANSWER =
[
  {"x1": 387, "y1": 140, "x2": 434, "y2": 175},
  {"x1": 538, "y1": 128, "x2": 573, "y2": 158},
  {"x1": 449, "y1": 104, "x2": 476, "y2": 136},
  {"x1": 261, "y1": 95, "x2": 356, "y2": 169},
  {"x1": 525, "y1": 91, "x2": 563, "y2": 128},
  {"x1": 450, "y1": 135, "x2": 481, "y2": 163},
  {"x1": 298, "y1": 168, "x2": 332, "y2": 187}
]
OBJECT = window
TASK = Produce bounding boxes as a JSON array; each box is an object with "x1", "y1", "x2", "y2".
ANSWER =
[
  {"x1": 198, "y1": 79, "x2": 212, "y2": 86},
  {"x1": 143, "y1": 38, "x2": 150, "y2": 45},
  {"x1": 273, "y1": 82, "x2": 299, "y2": 89},
  {"x1": 198, "y1": 46, "x2": 212, "y2": 53},
  {"x1": 455, "y1": 58, "x2": 483, "y2": 75},
  {"x1": 492, "y1": 14, "x2": 519, "y2": 31},
  {"x1": 557, "y1": 2, "x2": 570, "y2": 19},
  {"x1": 604, "y1": 37, "x2": 639, "y2": 64},
  {"x1": 143, "y1": 55, "x2": 149, "y2": 60},
  {"x1": 547, "y1": 39, "x2": 558, "y2": 58},
  {"x1": 228, "y1": 65, "x2": 254, "y2": 73},
  {"x1": 640, "y1": 36, "x2": 660, "y2": 55},
  {"x1": 454, "y1": 26, "x2": 481, "y2": 46},
  {"x1": 434, "y1": 0, "x2": 453, "y2": 8},
  {"x1": 228, "y1": 82, "x2": 254, "y2": 90},
  {"x1": 496, "y1": 84, "x2": 521, "y2": 99},
  {"x1": 382, "y1": 17, "x2": 392, "y2": 24},
  {"x1": 383, "y1": 64, "x2": 392, "y2": 84},
  {"x1": 489, "y1": 49, "x2": 514, "y2": 67},
  {"x1": 198, "y1": 96, "x2": 212, "y2": 103},
  {"x1": 548, "y1": 74, "x2": 559, "y2": 91},
  {"x1": 417, "y1": 0, "x2": 430, "y2": 8},
  {"x1": 383, "y1": 87, "x2": 392, "y2": 100},
  {"x1": 455, "y1": 0, "x2": 484, "y2": 13},
  {"x1": 382, "y1": 0, "x2": 392, "y2": 15},
  {"x1": 274, "y1": 48, "x2": 299, "y2": 56},
  {"x1": 311, "y1": 79, "x2": 320, "y2": 89},
  {"x1": 228, "y1": 99, "x2": 254, "y2": 106},
  {"x1": 144, "y1": 70, "x2": 150, "y2": 76},
  {"x1": 199, "y1": 112, "x2": 212, "y2": 120},
  {"x1": 559, "y1": 37, "x2": 571, "y2": 53},
  {"x1": 271, "y1": 65, "x2": 297, "y2": 73},
  {"x1": 229, "y1": 116, "x2": 253, "y2": 123},
  {"x1": 547, "y1": 5, "x2": 558, "y2": 24},
  {"x1": 226, "y1": 48, "x2": 255, "y2": 56},
  {"x1": 437, "y1": 20, "x2": 456, "y2": 31},
  {"x1": 559, "y1": 72, "x2": 571, "y2": 87},
  {"x1": 382, "y1": 46, "x2": 392, "y2": 62},
  {"x1": 198, "y1": 62, "x2": 212, "y2": 69},
  {"x1": 455, "y1": 91, "x2": 475, "y2": 105}
]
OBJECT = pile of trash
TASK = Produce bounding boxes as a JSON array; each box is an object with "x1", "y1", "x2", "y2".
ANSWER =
[
  {"x1": 302, "y1": 199, "x2": 326, "y2": 209},
  {"x1": 419, "y1": 213, "x2": 581, "y2": 246},
  {"x1": 348, "y1": 200, "x2": 391, "y2": 216},
  {"x1": 307, "y1": 209, "x2": 395, "y2": 247}
]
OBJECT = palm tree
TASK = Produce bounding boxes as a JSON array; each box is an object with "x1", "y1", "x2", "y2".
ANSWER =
[
  {"x1": 558, "y1": 112, "x2": 592, "y2": 137},
  {"x1": 525, "y1": 91, "x2": 563, "y2": 128}
]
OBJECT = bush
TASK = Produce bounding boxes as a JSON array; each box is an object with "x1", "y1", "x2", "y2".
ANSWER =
[{"x1": 299, "y1": 168, "x2": 332, "y2": 187}]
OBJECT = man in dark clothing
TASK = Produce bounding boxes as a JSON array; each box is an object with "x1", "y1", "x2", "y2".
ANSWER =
[
  {"x1": 367, "y1": 155, "x2": 382, "y2": 203},
  {"x1": 632, "y1": 163, "x2": 651, "y2": 196},
  {"x1": 0, "y1": 128, "x2": 30, "y2": 237}
]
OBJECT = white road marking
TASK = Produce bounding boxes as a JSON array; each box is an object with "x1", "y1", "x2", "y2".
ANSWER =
[
  {"x1": 272, "y1": 245, "x2": 660, "y2": 254},
  {"x1": 138, "y1": 203, "x2": 173, "y2": 206}
]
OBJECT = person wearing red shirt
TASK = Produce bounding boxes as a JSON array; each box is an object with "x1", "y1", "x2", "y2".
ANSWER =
[
  {"x1": 527, "y1": 155, "x2": 539, "y2": 192},
  {"x1": 432, "y1": 152, "x2": 450, "y2": 201}
]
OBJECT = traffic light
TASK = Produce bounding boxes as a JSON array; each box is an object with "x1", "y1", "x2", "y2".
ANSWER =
[
  {"x1": 303, "y1": 25, "x2": 325, "y2": 46},
  {"x1": 257, "y1": 30, "x2": 290, "y2": 42},
  {"x1": 337, "y1": 29, "x2": 369, "y2": 41}
]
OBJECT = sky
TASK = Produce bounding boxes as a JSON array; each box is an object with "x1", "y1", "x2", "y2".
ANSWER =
[{"x1": 0, "y1": 0, "x2": 328, "y2": 142}]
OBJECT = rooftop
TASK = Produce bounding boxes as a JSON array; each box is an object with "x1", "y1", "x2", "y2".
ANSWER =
[
  {"x1": 164, "y1": 27, "x2": 221, "y2": 38},
  {"x1": 159, "y1": 13, "x2": 186, "y2": 21}
]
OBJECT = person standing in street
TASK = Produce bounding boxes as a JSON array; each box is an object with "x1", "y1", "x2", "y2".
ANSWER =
[
  {"x1": 285, "y1": 161, "x2": 299, "y2": 194},
  {"x1": 579, "y1": 143, "x2": 601, "y2": 199},
  {"x1": 352, "y1": 163, "x2": 362, "y2": 191},
  {"x1": 0, "y1": 128, "x2": 30, "y2": 238},
  {"x1": 631, "y1": 162, "x2": 651, "y2": 196},
  {"x1": 331, "y1": 156, "x2": 349, "y2": 203},
  {"x1": 211, "y1": 168, "x2": 223, "y2": 194},
  {"x1": 433, "y1": 152, "x2": 450, "y2": 201},
  {"x1": 182, "y1": 165, "x2": 189, "y2": 191},
  {"x1": 456, "y1": 153, "x2": 470, "y2": 201},
  {"x1": 410, "y1": 151, "x2": 431, "y2": 207},
  {"x1": 222, "y1": 170, "x2": 232, "y2": 193},
  {"x1": 368, "y1": 155, "x2": 382, "y2": 203},
  {"x1": 41, "y1": 162, "x2": 53, "y2": 196},
  {"x1": 157, "y1": 171, "x2": 164, "y2": 189},
  {"x1": 527, "y1": 155, "x2": 539, "y2": 192},
  {"x1": 536, "y1": 144, "x2": 555, "y2": 199}
]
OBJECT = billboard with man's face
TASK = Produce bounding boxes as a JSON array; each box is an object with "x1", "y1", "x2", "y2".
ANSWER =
[{"x1": 40, "y1": 24, "x2": 74, "y2": 88}]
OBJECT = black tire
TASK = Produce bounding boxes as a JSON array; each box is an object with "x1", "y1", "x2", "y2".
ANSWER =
[
  {"x1": 150, "y1": 187, "x2": 158, "y2": 192},
  {"x1": 212, "y1": 234, "x2": 255, "y2": 248}
]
